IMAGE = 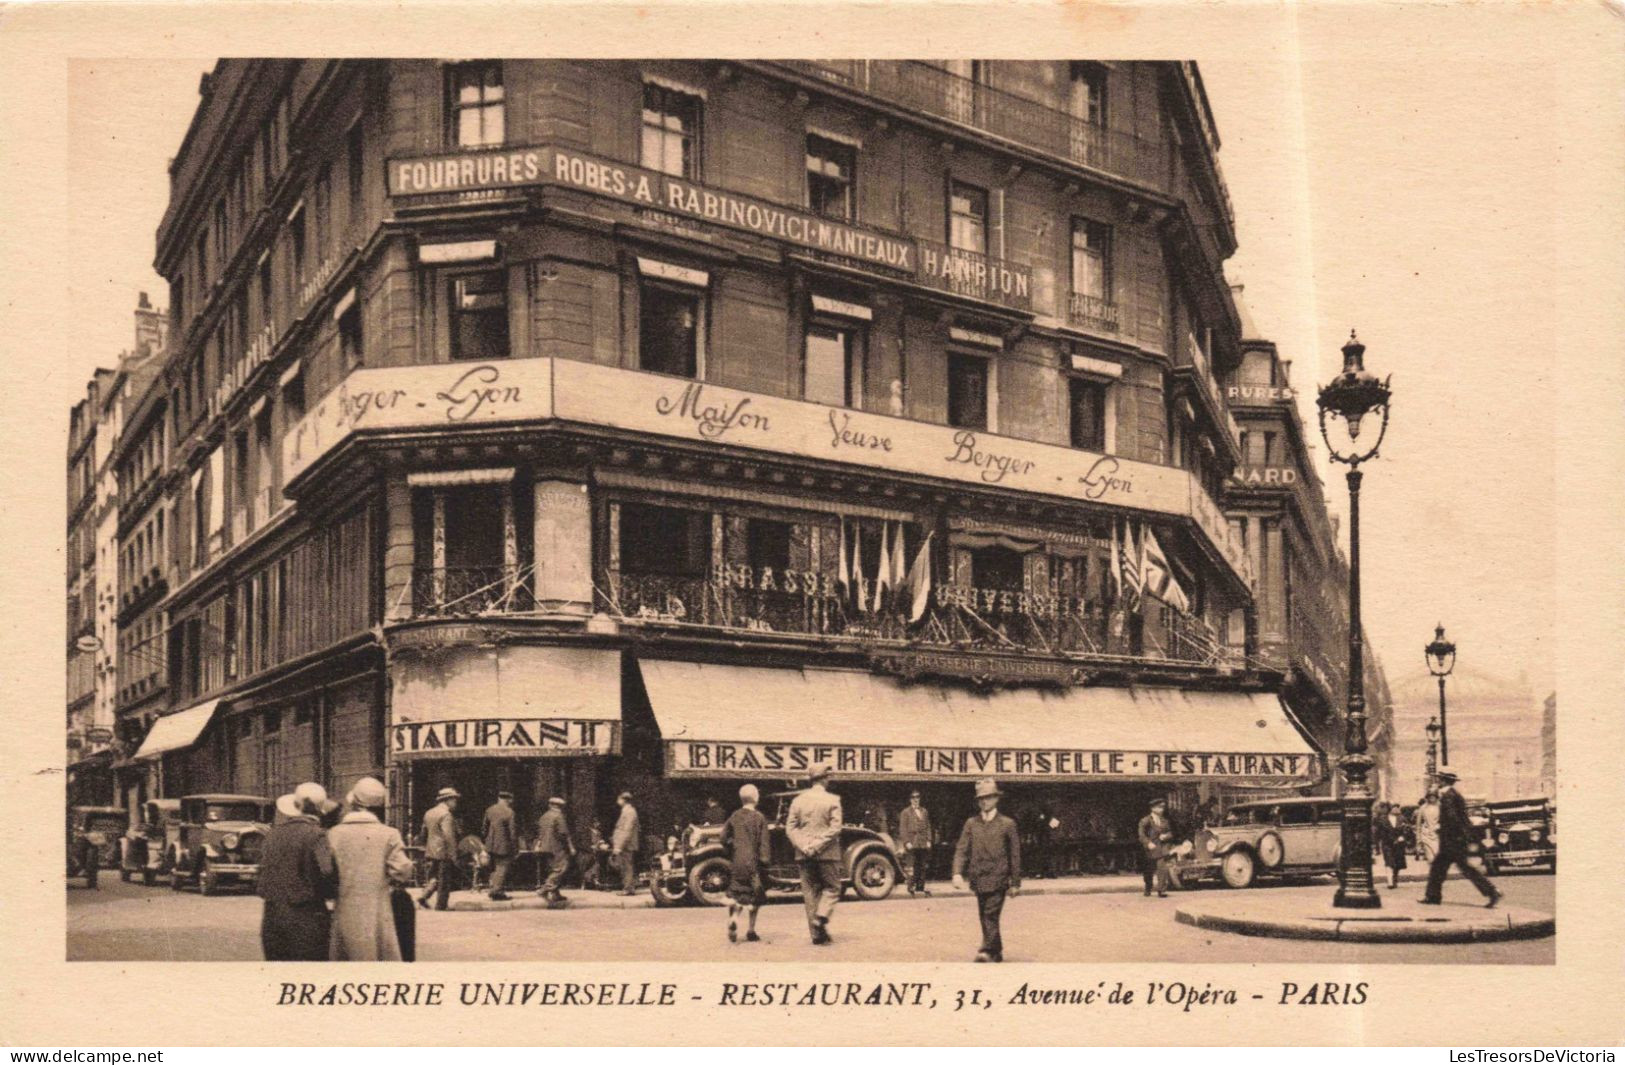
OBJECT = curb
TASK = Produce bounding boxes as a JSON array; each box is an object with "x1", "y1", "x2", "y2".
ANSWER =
[{"x1": 1173, "y1": 905, "x2": 1554, "y2": 943}]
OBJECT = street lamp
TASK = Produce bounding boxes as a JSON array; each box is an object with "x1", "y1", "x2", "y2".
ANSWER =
[
  {"x1": 1316, "y1": 330, "x2": 1391, "y2": 910},
  {"x1": 1424, "y1": 623, "x2": 1456, "y2": 767},
  {"x1": 1425, "y1": 716, "x2": 1441, "y2": 788}
]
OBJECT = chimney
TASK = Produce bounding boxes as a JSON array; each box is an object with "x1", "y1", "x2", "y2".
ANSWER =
[{"x1": 133, "y1": 290, "x2": 168, "y2": 357}]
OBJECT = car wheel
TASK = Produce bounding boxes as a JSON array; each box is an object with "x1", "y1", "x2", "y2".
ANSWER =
[
  {"x1": 850, "y1": 851, "x2": 897, "y2": 901},
  {"x1": 1255, "y1": 831, "x2": 1285, "y2": 869},
  {"x1": 199, "y1": 862, "x2": 219, "y2": 896},
  {"x1": 686, "y1": 857, "x2": 732, "y2": 907},
  {"x1": 1220, "y1": 849, "x2": 1256, "y2": 889},
  {"x1": 650, "y1": 871, "x2": 689, "y2": 907}
]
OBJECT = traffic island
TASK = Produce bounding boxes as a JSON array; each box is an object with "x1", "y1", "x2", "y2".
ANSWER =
[{"x1": 1174, "y1": 890, "x2": 1554, "y2": 943}]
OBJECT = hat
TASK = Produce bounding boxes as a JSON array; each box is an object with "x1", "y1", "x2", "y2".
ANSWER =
[
  {"x1": 909, "y1": 790, "x2": 922, "y2": 799},
  {"x1": 294, "y1": 782, "x2": 327, "y2": 809},
  {"x1": 1150, "y1": 797, "x2": 1168, "y2": 809},
  {"x1": 274, "y1": 794, "x2": 301, "y2": 819},
  {"x1": 497, "y1": 789, "x2": 514, "y2": 800},
  {"x1": 548, "y1": 796, "x2": 566, "y2": 806},
  {"x1": 436, "y1": 787, "x2": 460, "y2": 801},
  {"x1": 1436, "y1": 766, "x2": 1460, "y2": 783},
  {"x1": 618, "y1": 791, "x2": 633, "y2": 802},
  {"x1": 348, "y1": 776, "x2": 387, "y2": 808},
  {"x1": 807, "y1": 763, "x2": 833, "y2": 782},
  {"x1": 973, "y1": 779, "x2": 1002, "y2": 800}
]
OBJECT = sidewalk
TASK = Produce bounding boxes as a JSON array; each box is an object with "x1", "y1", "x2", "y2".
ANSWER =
[
  {"x1": 445, "y1": 860, "x2": 1431, "y2": 912},
  {"x1": 1174, "y1": 887, "x2": 1554, "y2": 943}
]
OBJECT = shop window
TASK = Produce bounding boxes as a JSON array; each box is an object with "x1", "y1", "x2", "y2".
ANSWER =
[
  {"x1": 746, "y1": 518, "x2": 792, "y2": 574},
  {"x1": 638, "y1": 283, "x2": 702, "y2": 378},
  {"x1": 447, "y1": 61, "x2": 505, "y2": 148},
  {"x1": 619, "y1": 503, "x2": 709, "y2": 578},
  {"x1": 641, "y1": 82, "x2": 702, "y2": 179},
  {"x1": 1071, "y1": 218, "x2": 1112, "y2": 300},
  {"x1": 1069, "y1": 377, "x2": 1107, "y2": 451},
  {"x1": 450, "y1": 270, "x2": 509, "y2": 360},
  {"x1": 947, "y1": 353, "x2": 989, "y2": 430},
  {"x1": 339, "y1": 300, "x2": 363, "y2": 368},
  {"x1": 804, "y1": 321, "x2": 863, "y2": 408},
  {"x1": 806, "y1": 134, "x2": 855, "y2": 222},
  {"x1": 948, "y1": 180, "x2": 988, "y2": 254}
]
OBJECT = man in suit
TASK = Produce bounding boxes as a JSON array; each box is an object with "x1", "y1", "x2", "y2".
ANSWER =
[
  {"x1": 952, "y1": 778, "x2": 1021, "y2": 963},
  {"x1": 535, "y1": 796, "x2": 576, "y2": 909},
  {"x1": 258, "y1": 782, "x2": 336, "y2": 960},
  {"x1": 786, "y1": 764, "x2": 843, "y2": 945},
  {"x1": 418, "y1": 787, "x2": 459, "y2": 911},
  {"x1": 1421, "y1": 767, "x2": 1501, "y2": 907},
  {"x1": 897, "y1": 790, "x2": 934, "y2": 896},
  {"x1": 610, "y1": 791, "x2": 641, "y2": 896},
  {"x1": 1137, "y1": 797, "x2": 1173, "y2": 897},
  {"x1": 481, "y1": 790, "x2": 517, "y2": 901}
]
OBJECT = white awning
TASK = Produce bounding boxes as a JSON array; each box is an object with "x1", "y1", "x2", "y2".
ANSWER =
[
  {"x1": 389, "y1": 645, "x2": 622, "y2": 760},
  {"x1": 637, "y1": 660, "x2": 1322, "y2": 783},
  {"x1": 133, "y1": 699, "x2": 221, "y2": 760}
]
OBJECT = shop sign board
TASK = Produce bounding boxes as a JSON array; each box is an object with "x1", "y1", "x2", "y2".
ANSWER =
[
  {"x1": 1231, "y1": 465, "x2": 1300, "y2": 488},
  {"x1": 667, "y1": 739, "x2": 1318, "y2": 782},
  {"x1": 1225, "y1": 384, "x2": 1298, "y2": 406},
  {"x1": 391, "y1": 718, "x2": 616, "y2": 759}
]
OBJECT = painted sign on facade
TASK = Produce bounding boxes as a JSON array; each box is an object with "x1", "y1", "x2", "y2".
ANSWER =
[
  {"x1": 1232, "y1": 465, "x2": 1300, "y2": 488},
  {"x1": 392, "y1": 718, "x2": 616, "y2": 759},
  {"x1": 1226, "y1": 384, "x2": 1298, "y2": 405},
  {"x1": 668, "y1": 739, "x2": 1318, "y2": 782}
]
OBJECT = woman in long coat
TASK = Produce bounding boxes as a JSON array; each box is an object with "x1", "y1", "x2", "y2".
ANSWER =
[{"x1": 328, "y1": 777, "x2": 415, "y2": 961}]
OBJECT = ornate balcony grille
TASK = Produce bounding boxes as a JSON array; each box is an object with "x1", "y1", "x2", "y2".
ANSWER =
[
  {"x1": 1067, "y1": 291, "x2": 1121, "y2": 333},
  {"x1": 411, "y1": 565, "x2": 535, "y2": 618}
]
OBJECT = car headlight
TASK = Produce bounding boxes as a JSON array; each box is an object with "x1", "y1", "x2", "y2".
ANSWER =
[
  {"x1": 86, "y1": 831, "x2": 108, "y2": 846},
  {"x1": 222, "y1": 832, "x2": 241, "y2": 850},
  {"x1": 1528, "y1": 829, "x2": 1541, "y2": 842},
  {"x1": 1204, "y1": 836, "x2": 1217, "y2": 853},
  {"x1": 1497, "y1": 832, "x2": 1509, "y2": 845}
]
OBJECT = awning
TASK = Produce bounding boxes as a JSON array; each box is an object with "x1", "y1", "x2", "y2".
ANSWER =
[
  {"x1": 389, "y1": 645, "x2": 622, "y2": 759},
  {"x1": 133, "y1": 699, "x2": 221, "y2": 761},
  {"x1": 637, "y1": 660, "x2": 1322, "y2": 783}
]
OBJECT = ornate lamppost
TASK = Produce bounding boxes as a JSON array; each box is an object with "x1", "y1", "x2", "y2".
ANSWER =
[
  {"x1": 1424, "y1": 623, "x2": 1456, "y2": 768},
  {"x1": 1425, "y1": 716, "x2": 1441, "y2": 789},
  {"x1": 1316, "y1": 330, "x2": 1391, "y2": 909}
]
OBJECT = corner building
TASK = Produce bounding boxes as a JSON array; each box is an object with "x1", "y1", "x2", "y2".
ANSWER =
[{"x1": 142, "y1": 59, "x2": 1326, "y2": 874}]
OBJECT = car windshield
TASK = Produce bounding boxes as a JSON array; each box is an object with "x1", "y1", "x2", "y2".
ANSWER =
[
  {"x1": 86, "y1": 815, "x2": 125, "y2": 833},
  {"x1": 206, "y1": 803, "x2": 264, "y2": 823},
  {"x1": 1222, "y1": 806, "x2": 1275, "y2": 826}
]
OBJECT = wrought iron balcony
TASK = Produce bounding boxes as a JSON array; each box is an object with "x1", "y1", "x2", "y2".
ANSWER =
[
  {"x1": 1067, "y1": 291, "x2": 1121, "y2": 334},
  {"x1": 411, "y1": 566, "x2": 536, "y2": 618},
  {"x1": 916, "y1": 238, "x2": 1033, "y2": 311}
]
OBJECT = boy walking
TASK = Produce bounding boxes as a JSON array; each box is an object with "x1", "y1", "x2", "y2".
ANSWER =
[{"x1": 721, "y1": 784, "x2": 771, "y2": 943}]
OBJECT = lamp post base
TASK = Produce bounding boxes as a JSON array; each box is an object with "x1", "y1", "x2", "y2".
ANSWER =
[
  {"x1": 1334, "y1": 752, "x2": 1382, "y2": 910},
  {"x1": 1332, "y1": 883, "x2": 1384, "y2": 909}
]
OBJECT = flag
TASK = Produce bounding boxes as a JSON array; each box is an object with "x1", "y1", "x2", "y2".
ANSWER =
[
  {"x1": 837, "y1": 519, "x2": 850, "y2": 592},
  {"x1": 906, "y1": 533, "x2": 934, "y2": 622},
  {"x1": 873, "y1": 522, "x2": 893, "y2": 612},
  {"x1": 851, "y1": 522, "x2": 865, "y2": 611},
  {"x1": 1163, "y1": 576, "x2": 1191, "y2": 613},
  {"x1": 1141, "y1": 527, "x2": 1171, "y2": 599},
  {"x1": 1120, "y1": 521, "x2": 1143, "y2": 597},
  {"x1": 1110, "y1": 519, "x2": 1122, "y2": 598}
]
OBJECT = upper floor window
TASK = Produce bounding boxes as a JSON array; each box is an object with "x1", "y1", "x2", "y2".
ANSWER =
[
  {"x1": 314, "y1": 163, "x2": 332, "y2": 252},
  {"x1": 1071, "y1": 218, "x2": 1112, "y2": 299},
  {"x1": 804, "y1": 320, "x2": 863, "y2": 409},
  {"x1": 450, "y1": 270, "x2": 509, "y2": 361},
  {"x1": 288, "y1": 206, "x2": 306, "y2": 290},
  {"x1": 257, "y1": 254, "x2": 274, "y2": 332},
  {"x1": 641, "y1": 82, "x2": 702, "y2": 179},
  {"x1": 171, "y1": 277, "x2": 186, "y2": 334},
  {"x1": 195, "y1": 232, "x2": 209, "y2": 291},
  {"x1": 947, "y1": 352, "x2": 990, "y2": 431},
  {"x1": 1069, "y1": 63, "x2": 1108, "y2": 126},
  {"x1": 806, "y1": 134, "x2": 855, "y2": 222},
  {"x1": 619, "y1": 502, "x2": 709, "y2": 578},
  {"x1": 346, "y1": 122, "x2": 365, "y2": 219},
  {"x1": 1069, "y1": 376, "x2": 1107, "y2": 451},
  {"x1": 638, "y1": 281, "x2": 702, "y2": 379},
  {"x1": 746, "y1": 518, "x2": 793, "y2": 574},
  {"x1": 339, "y1": 298, "x2": 363, "y2": 369},
  {"x1": 948, "y1": 180, "x2": 987, "y2": 254},
  {"x1": 447, "y1": 62, "x2": 505, "y2": 148},
  {"x1": 213, "y1": 201, "x2": 228, "y2": 270}
]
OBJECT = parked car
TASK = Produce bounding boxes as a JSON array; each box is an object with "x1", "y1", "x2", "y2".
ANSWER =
[
  {"x1": 119, "y1": 798, "x2": 181, "y2": 885},
  {"x1": 1479, "y1": 796, "x2": 1555, "y2": 875},
  {"x1": 66, "y1": 806, "x2": 127, "y2": 889},
  {"x1": 1175, "y1": 797, "x2": 1345, "y2": 889},
  {"x1": 167, "y1": 794, "x2": 274, "y2": 895},
  {"x1": 650, "y1": 790, "x2": 903, "y2": 906}
]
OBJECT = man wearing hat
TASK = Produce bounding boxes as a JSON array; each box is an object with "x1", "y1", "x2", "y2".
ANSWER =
[
  {"x1": 1137, "y1": 797, "x2": 1174, "y2": 897},
  {"x1": 482, "y1": 789, "x2": 517, "y2": 901},
  {"x1": 952, "y1": 779, "x2": 1021, "y2": 963},
  {"x1": 535, "y1": 796, "x2": 576, "y2": 908},
  {"x1": 897, "y1": 789, "x2": 934, "y2": 896},
  {"x1": 418, "y1": 786, "x2": 460, "y2": 911},
  {"x1": 1422, "y1": 767, "x2": 1502, "y2": 908},
  {"x1": 610, "y1": 791, "x2": 642, "y2": 896},
  {"x1": 786, "y1": 764, "x2": 843, "y2": 945},
  {"x1": 257, "y1": 782, "x2": 336, "y2": 961}
]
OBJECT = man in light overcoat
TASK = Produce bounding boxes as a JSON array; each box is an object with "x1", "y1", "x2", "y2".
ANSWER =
[
  {"x1": 328, "y1": 777, "x2": 415, "y2": 961},
  {"x1": 786, "y1": 764, "x2": 843, "y2": 945},
  {"x1": 610, "y1": 791, "x2": 641, "y2": 896},
  {"x1": 418, "y1": 787, "x2": 459, "y2": 911}
]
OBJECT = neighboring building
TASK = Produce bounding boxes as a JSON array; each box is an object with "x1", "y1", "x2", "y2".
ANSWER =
[
  {"x1": 1538, "y1": 691, "x2": 1555, "y2": 798},
  {"x1": 1388, "y1": 666, "x2": 1544, "y2": 804},
  {"x1": 119, "y1": 58, "x2": 1366, "y2": 870}
]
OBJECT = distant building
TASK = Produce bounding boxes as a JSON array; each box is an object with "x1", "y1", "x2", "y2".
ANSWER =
[
  {"x1": 1538, "y1": 691, "x2": 1555, "y2": 798},
  {"x1": 1388, "y1": 666, "x2": 1544, "y2": 803}
]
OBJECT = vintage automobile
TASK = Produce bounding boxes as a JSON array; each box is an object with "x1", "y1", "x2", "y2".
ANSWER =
[
  {"x1": 166, "y1": 793, "x2": 274, "y2": 895},
  {"x1": 1478, "y1": 797, "x2": 1555, "y2": 875},
  {"x1": 1175, "y1": 797, "x2": 1345, "y2": 889},
  {"x1": 66, "y1": 806, "x2": 127, "y2": 888},
  {"x1": 119, "y1": 798, "x2": 181, "y2": 885},
  {"x1": 650, "y1": 790, "x2": 904, "y2": 907}
]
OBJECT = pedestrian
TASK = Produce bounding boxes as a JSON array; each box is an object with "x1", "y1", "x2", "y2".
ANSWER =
[
  {"x1": 417, "y1": 787, "x2": 459, "y2": 911},
  {"x1": 1414, "y1": 790, "x2": 1442, "y2": 863},
  {"x1": 611, "y1": 791, "x2": 642, "y2": 896},
  {"x1": 701, "y1": 796, "x2": 728, "y2": 826},
  {"x1": 1196, "y1": 795, "x2": 1222, "y2": 828},
  {"x1": 1375, "y1": 802, "x2": 1409, "y2": 889},
  {"x1": 1421, "y1": 767, "x2": 1501, "y2": 908},
  {"x1": 721, "y1": 783, "x2": 770, "y2": 943},
  {"x1": 896, "y1": 789, "x2": 934, "y2": 896},
  {"x1": 1029, "y1": 806, "x2": 1053, "y2": 880},
  {"x1": 328, "y1": 776, "x2": 415, "y2": 961},
  {"x1": 1137, "y1": 797, "x2": 1173, "y2": 897},
  {"x1": 481, "y1": 789, "x2": 517, "y2": 901},
  {"x1": 785, "y1": 764, "x2": 843, "y2": 945},
  {"x1": 535, "y1": 795, "x2": 576, "y2": 908},
  {"x1": 257, "y1": 782, "x2": 336, "y2": 961},
  {"x1": 951, "y1": 778, "x2": 1021, "y2": 963}
]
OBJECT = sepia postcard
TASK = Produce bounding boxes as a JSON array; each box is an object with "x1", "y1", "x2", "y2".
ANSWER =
[{"x1": 1, "y1": 0, "x2": 1621, "y2": 1049}]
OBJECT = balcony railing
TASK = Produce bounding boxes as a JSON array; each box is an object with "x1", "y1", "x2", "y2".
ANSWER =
[
  {"x1": 773, "y1": 61, "x2": 1169, "y2": 191},
  {"x1": 599, "y1": 570, "x2": 1234, "y2": 669},
  {"x1": 411, "y1": 566, "x2": 535, "y2": 618},
  {"x1": 916, "y1": 238, "x2": 1032, "y2": 311},
  {"x1": 1067, "y1": 291, "x2": 1121, "y2": 334}
]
